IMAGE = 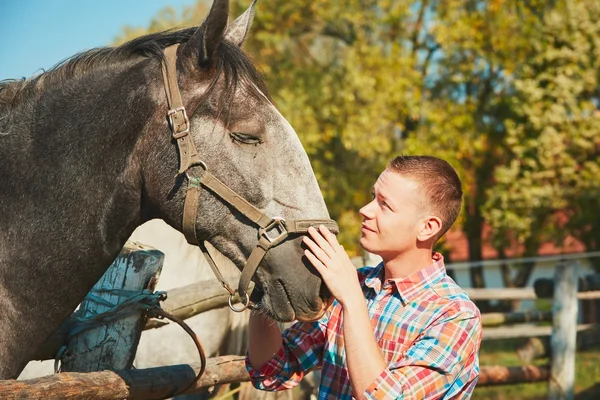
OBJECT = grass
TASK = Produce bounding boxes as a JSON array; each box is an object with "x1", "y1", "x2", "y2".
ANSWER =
[{"x1": 473, "y1": 339, "x2": 600, "y2": 400}]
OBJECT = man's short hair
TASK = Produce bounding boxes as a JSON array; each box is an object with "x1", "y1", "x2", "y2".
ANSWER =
[{"x1": 387, "y1": 155, "x2": 463, "y2": 241}]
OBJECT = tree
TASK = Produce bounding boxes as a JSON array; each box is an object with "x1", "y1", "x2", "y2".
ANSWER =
[
  {"x1": 484, "y1": 0, "x2": 600, "y2": 279},
  {"x1": 398, "y1": 1, "x2": 547, "y2": 297}
]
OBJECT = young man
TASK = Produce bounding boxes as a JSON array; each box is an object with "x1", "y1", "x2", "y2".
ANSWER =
[{"x1": 246, "y1": 155, "x2": 482, "y2": 399}]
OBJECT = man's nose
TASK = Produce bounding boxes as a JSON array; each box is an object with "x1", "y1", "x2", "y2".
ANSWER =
[{"x1": 359, "y1": 200, "x2": 376, "y2": 219}]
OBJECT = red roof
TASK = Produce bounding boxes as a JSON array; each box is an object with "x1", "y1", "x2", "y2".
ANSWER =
[{"x1": 444, "y1": 225, "x2": 586, "y2": 262}]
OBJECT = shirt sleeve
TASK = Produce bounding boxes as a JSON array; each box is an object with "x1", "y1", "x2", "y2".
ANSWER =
[
  {"x1": 246, "y1": 316, "x2": 328, "y2": 391},
  {"x1": 361, "y1": 304, "x2": 482, "y2": 400}
]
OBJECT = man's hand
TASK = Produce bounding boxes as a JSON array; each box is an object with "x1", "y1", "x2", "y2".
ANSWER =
[{"x1": 303, "y1": 225, "x2": 363, "y2": 307}]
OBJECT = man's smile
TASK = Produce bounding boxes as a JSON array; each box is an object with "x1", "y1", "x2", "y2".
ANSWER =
[{"x1": 361, "y1": 223, "x2": 376, "y2": 233}]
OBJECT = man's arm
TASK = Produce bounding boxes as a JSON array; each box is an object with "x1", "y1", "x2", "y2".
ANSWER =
[
  {"x1": 247, "y1": 312, "x2": 283, "y2": 370},
  {"x1": 246, "y1": 312, "x2": 328, "y2": 391}
]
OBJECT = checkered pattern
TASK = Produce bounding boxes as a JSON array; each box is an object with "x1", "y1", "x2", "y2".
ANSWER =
[{"x1": 246, "y1": 253, "x2": 482, "y2": 399}]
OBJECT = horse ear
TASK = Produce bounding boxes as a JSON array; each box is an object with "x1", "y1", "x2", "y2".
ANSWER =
[
  {"x1": 181, "y1": 0, "x2": 230, "y2": 65},
  {"x1": 224, "y1": 0, "x2": 257, "y2": 47}
]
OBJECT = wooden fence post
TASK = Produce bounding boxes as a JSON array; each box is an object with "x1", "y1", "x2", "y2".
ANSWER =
[
  {"x1": 60, "y1": 242, "x2": 164, "y2": 373},
  {"x1": 548, "y1": 262, "x2": 578, "y2": 400}
]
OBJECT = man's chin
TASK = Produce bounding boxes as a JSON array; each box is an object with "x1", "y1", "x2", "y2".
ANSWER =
[{"x1": 359, "y1": 238, "x2": 376, "y2": 253}]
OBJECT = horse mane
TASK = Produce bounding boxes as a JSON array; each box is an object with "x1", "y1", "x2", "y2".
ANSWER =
[{"x1": 0, "y1": 27, "x2": 270, "y2": 117}]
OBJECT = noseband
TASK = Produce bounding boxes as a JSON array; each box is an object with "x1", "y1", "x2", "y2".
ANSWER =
[{"x1": 161, "y1": 44, "x2": 338, "y2": 311}]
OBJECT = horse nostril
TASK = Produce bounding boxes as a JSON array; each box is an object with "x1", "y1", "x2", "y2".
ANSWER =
[{"x1": 249, "y1": 286, "x2": 265, "y2": 304}]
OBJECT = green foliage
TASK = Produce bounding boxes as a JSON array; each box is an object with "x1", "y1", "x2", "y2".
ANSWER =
[{"x1": 484, "y1": 0, "x2": 600, "y2": 255}]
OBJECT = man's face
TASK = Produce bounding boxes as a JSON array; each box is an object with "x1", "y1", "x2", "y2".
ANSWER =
[{"x1": 359, "y1": 169, "x2": 426, "y2": 261}]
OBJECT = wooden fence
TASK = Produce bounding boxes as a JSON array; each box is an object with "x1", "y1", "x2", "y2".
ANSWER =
[
  {"x1": 466, "y1": 261, "x2": 600, "y2": 400},
  {"x1": 2, "y1": 246, "x2": 599, "y2": 399}
]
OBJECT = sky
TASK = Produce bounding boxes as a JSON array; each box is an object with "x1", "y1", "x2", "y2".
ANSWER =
[{"x1": 0, "y1": 0, "x2": 199, "y2": 80}]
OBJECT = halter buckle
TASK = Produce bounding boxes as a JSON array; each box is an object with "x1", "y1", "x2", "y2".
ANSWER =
[
  {"x1": 168, "y1": 106, "x2": 190, "y2": 139},
  {"x1": 259, "y1": 217, "x2": 288, "y2": 247}
]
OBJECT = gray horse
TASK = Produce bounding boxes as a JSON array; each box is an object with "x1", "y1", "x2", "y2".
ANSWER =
[{"x1": 0, "y1": 0, "x2": 333, "y2": 379}]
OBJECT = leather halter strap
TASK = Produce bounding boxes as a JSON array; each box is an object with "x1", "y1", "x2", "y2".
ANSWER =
[
  {"x1": 161, "y1": 44, "x2": 202, "y2": 174},
  {"x1": 161, "y1": 44, "x2": 339, "y2": 310}
]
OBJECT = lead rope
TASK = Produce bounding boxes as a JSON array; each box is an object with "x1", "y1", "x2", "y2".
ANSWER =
[{"x1": 148, "y1": 306, "x2": 207, "y2": 396}]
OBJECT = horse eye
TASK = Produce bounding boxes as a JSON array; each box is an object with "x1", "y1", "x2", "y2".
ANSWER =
[{"x1": 230, "y1": 132, "x2": 262, "y2": 145}]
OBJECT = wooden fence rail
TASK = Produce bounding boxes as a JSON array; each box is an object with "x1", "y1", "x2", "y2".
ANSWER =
[
  {"x1": 2, "y1": 357, "x2": 553, "y2": 399},
  {"x1": 1, "y1": 356, "x2": 247, "y2": 400},
  {"x1": 465, "y1": 288, "x2": 600, "y2": 301},
  {"x1": 481, "y1": 311, "x2": 552, "y2": 327},
  {"x1": 517, "y1": 325, "x2": 600, "y2": 363}
]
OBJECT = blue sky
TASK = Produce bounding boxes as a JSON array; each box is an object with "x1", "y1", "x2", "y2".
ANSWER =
[{"x1": 0, "y1": 0, "x2": 198, "y2": 79}]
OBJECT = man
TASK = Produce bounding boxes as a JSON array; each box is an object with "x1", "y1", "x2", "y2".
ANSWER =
[{"x1": 246, "y1": 155, "x2": 482, "y2": 399}]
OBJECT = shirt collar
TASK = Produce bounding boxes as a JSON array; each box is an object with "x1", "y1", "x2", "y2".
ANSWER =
[{"x1": 363, "y1": 252, "x2": 447, "y2": 303}]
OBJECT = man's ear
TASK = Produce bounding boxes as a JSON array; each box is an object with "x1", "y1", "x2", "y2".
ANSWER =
[{"x1": 417, "y1": 216, "x2": 442, "y2": 242}]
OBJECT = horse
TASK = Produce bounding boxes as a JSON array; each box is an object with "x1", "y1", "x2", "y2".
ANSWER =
[{"x1": 0, "y1": 0, "x2": 335, "y2": 379}]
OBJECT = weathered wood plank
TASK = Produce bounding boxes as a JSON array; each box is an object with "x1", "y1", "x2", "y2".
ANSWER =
[
  {"x1": 60, "y1": 243, "x2": 164, "y2": 373},
  {"x1": 482, "y1": 311, "x2": 552, "y2": 327},
  {"x1": 483, "y1": 324, "x2": 595, "y2": 341},
  {"x1": 465, "y1": 288, "x2": 537, "y2": 300},
  {"x1": 534, "y1": 274, "x2": 600, "y2": 298},
  {"x1": 144, "y1": 279, "x2": 253, "y2": 330},
  {"x1": 516, "y1": 324, "x2": 600, "y2": 363},
  {"x1": 575, "y1": 291, "x2": 600, "y2": 300},
  {"x1": 465, "y1": 287, "x2": 600, "y2": 301},
  {"x1": 0, "y1": 358, "x2": 551, "y2": 397},
  {"x1": 549, "y1": 263, "x2": 578, "y2": 400},
  {"x1": 0, "y1": 356, "x2": 247, "y2": 400},
  {"x1": 478, "y1": 365, "x2": 550, "y2": 386}
]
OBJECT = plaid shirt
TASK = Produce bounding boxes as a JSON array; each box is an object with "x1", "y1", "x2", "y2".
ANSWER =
[{"x1": 246, "y1": 253, "x2": 482, "y2": 399}]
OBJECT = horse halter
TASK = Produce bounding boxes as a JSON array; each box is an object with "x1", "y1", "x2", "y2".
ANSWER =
[{"x1": 161, "y1": 44, "x2": 339, "y2": 311}]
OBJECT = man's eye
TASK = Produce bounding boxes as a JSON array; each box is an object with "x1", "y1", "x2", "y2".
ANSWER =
[{"x1": 230, "y1": 132, "x2": 262, "y2": 145}]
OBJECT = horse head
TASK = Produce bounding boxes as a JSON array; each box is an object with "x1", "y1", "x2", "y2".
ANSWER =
[{"x1": 140, "y1": 0, "x2": 335, "y2": 322}]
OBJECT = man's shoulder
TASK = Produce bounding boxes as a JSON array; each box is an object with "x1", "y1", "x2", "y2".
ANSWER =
[{"x1": 428, "y1": 276, "x2": 481, "y2": 317}]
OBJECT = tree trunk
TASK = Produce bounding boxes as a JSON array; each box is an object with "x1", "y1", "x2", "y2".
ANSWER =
[{"x1": 464, "y1": 190, "x2": 490, "y2": 312}]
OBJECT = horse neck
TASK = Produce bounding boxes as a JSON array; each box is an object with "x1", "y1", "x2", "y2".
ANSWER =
[
  {"x1": 0, "y1": 60, "x2": 174, "y2": 378},
  {"x1": 0, "y1": 60, "x2": 162, "y2": 310}
]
